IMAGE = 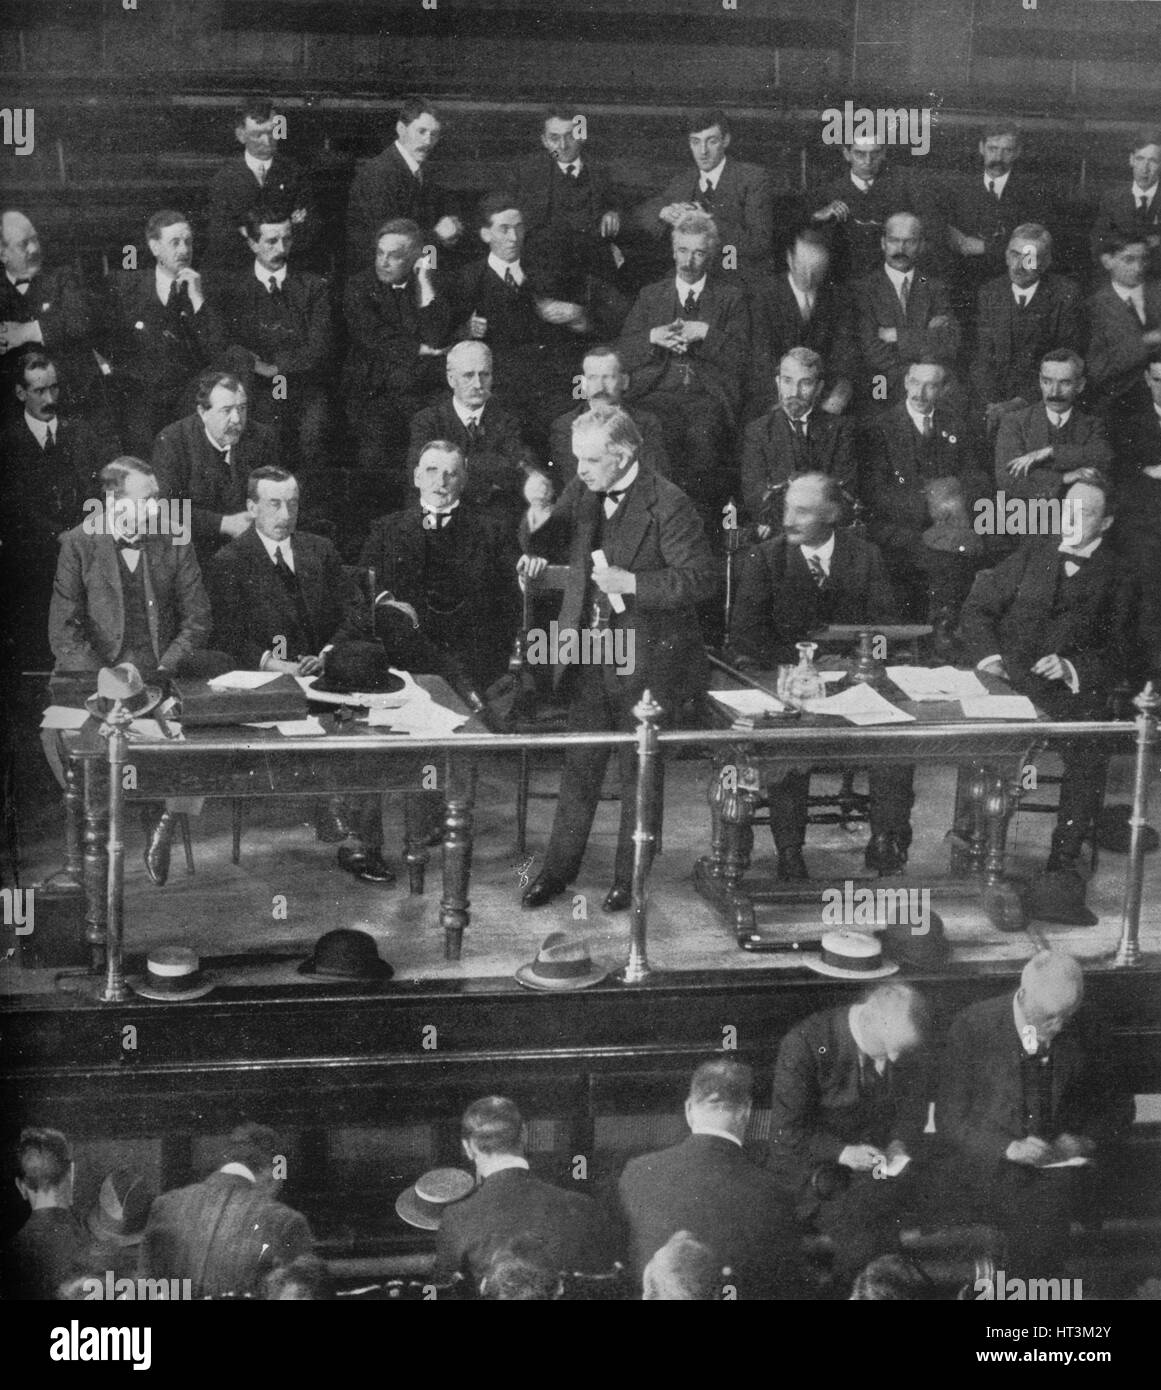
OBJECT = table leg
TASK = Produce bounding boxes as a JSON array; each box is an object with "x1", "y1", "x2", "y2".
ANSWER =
[
  {"x1": 440, "y1": 758, "x2": 477, "y2": 961},
  {"x1": 59, "y1": 747, "x2": 85, "y2": 890},
  {"x1": 403, "y1": 791, "x2": 430, "y2": 896},
  {"x1": 978, "y1": 767, "x2": 1027, "y2": 933},
  {"x1": 82, "y1": 759, "x2": 109, "y2": 969}
]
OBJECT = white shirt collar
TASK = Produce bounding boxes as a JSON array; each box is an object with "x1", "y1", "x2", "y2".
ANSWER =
[
  {"x1": 1044, "y1": 404, "x2": 1073, "y2": 428},
  {"x1": 689, "y1": 1124, "x2": 742, "y2": 1148},
  {"x1": 676, "y1": 273, "x2": 708, "y2": 303},
  {"x1": 482, "y1": 1156, "x2": 530, "y2": 1177},
  {"x1": 884, "y1": 263, "x2": 913, "y2": 295},
  {"x1": 244, "y1": 150, "x2": 272, "y2": 179},
  {"x1": 799, "y1": 530, "x2": 836, "y2": 569},
  {"x1": 1059, "y1": 535, "x2": 1102, "y2": 560},
  {"x1": 488, "y1": 254, "x2": 523, "y2": 284},
  {"x1": 1113, "y1": 281, "x2": 1145, "y2": 307},
  {"x1": 557, "y1": 156, "x2": 584, "y2": 176},
  {"x1": 1012, "y1": 280, "x2": 1039, "y2": 304},
  {"x1": 606, "y1": 460, "x2": 640, "y2": 494},
  {"x1": 850, "y1": 171, "x2": 874, "y2": 193},
  {"x1": 155, "y1": 265, "x2": 176, "y2": 303},
  {"x1": 985, "y1": 169, "x2": 1012, "y2": 196},
  {"x1": 25, "y1": 412, "x2": 55, "y2": 446},
  {"x1": 219, "y1": 1162, "x2": 257, "y2": 1182},
  {"x1": 788, "y1": 273, "x2": 815, "y2": 312},
  {"x1": 6, "y1": 269, "x2": 33, "y2": 293},
  {"x1": 255, "y1": 261, "x2": 288, "y2": 289},
  {"x1": 421, "y1": 499, "x2": 461, "y2": 517},
  {"x1": 256, "y1": 531, "x2": 294, "y2": 568},
  {"x1": 394, "y1": 140, "x2": 423, "y2": 177},
  {"x1": 906, "y1": 401, "x2": 936, "y2": 433},
  {"x1": 698, "y1": 158, "x2": 726, "y2": 191},
  {"x1": 1132, "y1": 182, "x2": 1157, "y2": 202},
  {"x1": 1153, "y1": 403, "x2": 1161, "y2": 425},
  {"x1": 452, "y1": 397, "x2": 484, "y2": 428}
]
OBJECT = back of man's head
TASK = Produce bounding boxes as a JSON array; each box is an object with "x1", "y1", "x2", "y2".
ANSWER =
[
  {"x1": 224, "y1": 1122, "x2": 282, "y2": 1183},
  {"x1": 461, "y1": 1096, "x2": 524, "y2": 1157},
  {"x1": 1019, "y1": 950, "x2": 1084, "y2": 1022},
  {"x1": 686, "y1": 1058, "x2": 753, "y2": 1138},
  {"x1": 16, "y1": 1127, "x2": 73, "y2": 1202},
  {"x1": 480, "y1": 1234, "x2": 557, "y2": 1300},
  {"x1": 642, "y1": 1230, "x2": 720, "y2": 1300}
]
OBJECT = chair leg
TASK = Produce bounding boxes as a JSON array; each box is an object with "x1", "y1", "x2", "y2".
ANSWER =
[
  {"x1": 516, "y1": 747, "x2": 530, "y2": 855},
  {"x1": 176, "y1": 813, "x2": 194, "y2": 875},
  {"x1": 231, "y1": 799, "x2": 244, "y2": 866}
]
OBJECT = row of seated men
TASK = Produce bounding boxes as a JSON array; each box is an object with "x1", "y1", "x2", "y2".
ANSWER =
[
  {"x1": 0, "y1": 952, "x2": 1133, "y2": 1301},
  {"x1": 18, "y1": 382, "x2": 1144, "y2": 924}
]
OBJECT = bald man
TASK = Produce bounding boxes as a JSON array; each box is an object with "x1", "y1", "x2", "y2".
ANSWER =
[{"x1": 935, "y1": 952, "x2": 1131, "y2": 1279}]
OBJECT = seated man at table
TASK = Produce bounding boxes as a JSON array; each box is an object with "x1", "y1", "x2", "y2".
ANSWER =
[
  {"x1": 767, "y1": 983, "x2": 930, "y2": 1293},
  {"x1": 730, "y1": 472, "x2": 914, "y2": 878},
  {"x1": 48, "y1": 455, "x2": 217, "y2": 885},
  {"x1": 959, "y1": 478, "x2": 1135, "y2": 917},
  {"x1": 207, "y1": 465, "x2": 428, "y2": 885}
]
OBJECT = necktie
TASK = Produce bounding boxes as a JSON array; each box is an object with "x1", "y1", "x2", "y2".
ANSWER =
[
  {"x1": 267, "y1": 277, "x2": 282, "y2": 297},
  {"x1": 792, "y1": 417, "x2": 807, "y2": 441},
  {"x1": 563, "y1": 162, "x2": 578, "y2": 178},
  {"x1": 256, "y1": 164, "x2": 267, "y2": 187},
  {"x1": 1132, "y1": 294, "x2": 1147, "y2": 326},
  {"x1": 466, "y1": 418, "x2": 482, "y2": 446},
  {"x1": 1016, "y1": 292, "x2": 1028, "y2": 309},
  {"x1": 699, "y1": 180, "x2": 714, "y2": 201},
  {"x1": 917, "y1": 413, "x2": 932, "y2": 439},
  {"x1": 42, "y1": 429, "x2": 57, "y2": 455},
  {"x1": 987, "y1": 178, "x2": 999, "y2": 199},
  {"x1": 898, "y1": 276, "x2": 910, "y2": 315},
  {"x1": 273, "y1": 545, "x2": 293, "y2": 576},
  {"x1": 801, "y1": 291, "x2": 814, "y2": 322},
  {"x1": 806, "y1": 553, "x2": 828, "y2": 590},
  {"x1": 1139, "y1": 194, "x2": 1150, "y2": 213},
  {"x1": 504, "y1": 268, "x2": 517, "y2": 290},
  {"x1": 683, "y1": 290, "x2": 699, "y2": 316}
]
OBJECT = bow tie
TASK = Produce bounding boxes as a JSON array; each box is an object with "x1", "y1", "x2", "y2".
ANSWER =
[
  {"x1": 11, "y1": 278, "x2": 31, "y2": 287},
  {"x1": 599, "y1": 487, "x2": 631, "y2": 503},
  {"x1": 1058, "y1": 550, "x2": 1090, "y2": 567},
  {"x1": 423, "y1": 509, "x2": 455, "y2": 527},
  {"x1": 116, "y1": 536, "x2": 141, "y2": 550}
]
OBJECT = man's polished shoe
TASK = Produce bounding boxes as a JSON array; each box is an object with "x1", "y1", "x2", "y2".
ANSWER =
[
  {"x1": 776, "y1": 847, "x2": 810, "y2": 882},
  {"x1": 337, "y1": 845, "x2": 396, "y2": 884},
  {"x1": 144, "y1": 810, "x2": 176, "y2": 886},
  {"x1": 522, "y1": 875, "x2": 567, "y2": 910},
  {"x1": 314, "y1": 798, "x2": 350, "y2": 844},
  {"x1": 865, "y1": 832, "x2": 906, "y2": 876},
  {"x1": 602, "y1": 884, "x2": 632, "y2": 913}
]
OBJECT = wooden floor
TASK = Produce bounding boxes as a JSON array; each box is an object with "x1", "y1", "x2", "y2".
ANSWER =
[{"x1": 6, "y1": 747, "x2": 1159, "y2": 997}]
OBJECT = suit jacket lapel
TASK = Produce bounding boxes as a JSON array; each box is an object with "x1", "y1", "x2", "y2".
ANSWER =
[{"x1": 606, "y1": 470, "x2": 653, "y2": 571}]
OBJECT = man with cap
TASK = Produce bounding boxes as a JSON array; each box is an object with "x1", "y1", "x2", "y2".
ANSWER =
[
  {"x1": 0, "y1": 1127, "x2": 89, "y2": 1300},
  {"x1": 433, "y1": 1096, "x2": 617, "y2": 1289},
  {"x1": 766, "y1": 983, "x2": 930, "y2": 1292},
  {"x1": 619, "y1": 1058, "x2": 805, "y2": 1301},
  {"x1": 139, "y1": 1121, "x2": 312, "y2": 1300},
  {"x1": 935, "y1": 951, "x2": 1131, "y2": 1279}
]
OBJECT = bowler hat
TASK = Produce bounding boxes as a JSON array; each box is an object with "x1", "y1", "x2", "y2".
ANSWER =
[
  {"x1": 129, "y1": 944, "x2": 215, "y2": 1001},
  {"x1": 515, "y1": 932, "x2": 609, "y2": 991},
  {"x1": 86, "y1": 1169, "x2": 154, "y2": 1247},
  {"x1": 1094, "y1": 804, "x2": 1160, "y2": 856},
  {"x1": 878, "y1": 913, "x2": 951, "y2": 971},
  {"x1": 312, "y1": 641, "x2": 404, "y2": 697},
  {"x1": 85, "y1": 663, "x2": 163, "y2": 720},
  {"x1": 298, "y1": 928, "x2": 394, "y2": 981},
  {"x1": 1025, "y1": 869, "x2": 1099, "y2": 927},
  {"x1": 395, "y1": 1167, "x2": 475, "y2": 1230}
]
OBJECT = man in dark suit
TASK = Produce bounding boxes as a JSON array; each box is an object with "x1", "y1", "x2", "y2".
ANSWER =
[
  {"x1": 547, "y1": 343, "x2": 669, "y2": 485},
  {"x1": 218, "y1": 207, "x2": 333, "y2": 475},
  {"x1": 944, "y1": 122, "x2": 1047, "y2": 321},
  {"x1": 140, "y1": 1122, "x2": 312, "y2": 1301},
  {"x1": 749, "y1": 226, "x2": 856, "y2": 417},
  {"x1": 993, "y1": 349, "x2": 1112, "y2": 501},
  {"x1": 342, "y1": 216, "x2": 452, "y2": 473},
  {"x1": 203, "y1": 96, "x2": 318, "y2": 274},
  {"x1": 105, "y1": 209, "x2": 227, "y2": 455},
  {"x1": 935, "y1": 952, "x2": 1130, "y2": 1279},
  {"x1": 434, "y1": 1096, "x2": 616, "y2": 1288},
  {"x1": 740, "y1": 346, "x2": 858, "y2": 533},
  {"x1": 504, "y1": 106, "x2": 625, "y2": 302},
  {"x1": 767, "y1": 983, "x2": 930, "y2": 1290},
  {"x1": 972, "y1": 224, "x2": 1084, "y2": 430},
  {"x1": 865, "y1": 360, "x2": 988, "y2": 624},
  {"x1": 1110, "y1": 357, "x2": 1161, "y2": 626},
  {"x1": 617, "y1": 211, "x2": 750, "y2": 524},
  {"x1": 853, "y1": 213, "x2": 960, "y2": 409},
  {"x1": 207, "y1": 465, "x2": 398, "y2": 884},
  {"x1": 635, "y1": 108, "x2": 773, "y2": 288},
  {"x1": 960, "y1": 479, "x2": 1134, "y2": 891},
  {"x1": 618, "y1": 1058, "x2": 804, "y2": 1301},
  {"x1": 408, "y1": 340, "x2": 534, "y2": 524},
  {"x1": 1089, "y1": 127, "x2": 1161, "y2": 277},
  {"x1": 0, "y1": 1128, "x2": 88, "y2": 1301},
  {"x1": 358, "y1": 442, "x2": 520, "y2": 695},
  {"x1": 807, "y1": 138, "x2": 921, "y2": 285},
  {"x1": 345, "y1": 94, "x2": 464, "y2": 271},
  {"x1": 151, "y1": 369, "x2": 276, "y2": 566},
  {"x1": 1085, "y1": 232, "x2": 1161, "y2": 417},
  {"x1": 0, "y1": 351, "x2": 105, "y2": 670},
  {"x1": 730, "y1": 472, "x2": 913, "y2": 877},
  {"x1": 0, "y1": 209, "x2": 100, "y2": 417},
  {"x1": 520, "y1": 407, "x2": 717, "y2": 911}
]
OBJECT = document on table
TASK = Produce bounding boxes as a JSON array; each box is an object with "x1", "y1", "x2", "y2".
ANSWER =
[
  {"x1": 960, "y1": 695, "x2": 1039, "y2": 720},
  {"x1": 127, "y1": 719, "x2": 184, "y2": 741},
  {"x1": 367, "y1": 694, "x2": 469, "y2": 736},
  {"x1": 206, "y1": 670, "x2": 283, "y2": 690},
  {"x1": 1039, "y1": 1155, "x2": 1091, "y2": 1170},
  {"x1": 711, "y1": 689, "x2": 787, "y2": 717},
  {"x1": 803, "y1": 683, "x2": 915, "y2": 725},
  {"x1": 41, "y1": 706, "x2": 91, "y2": 730},
  {"x1": 886, "y1": 665, "x2": 989, "y2": 701},
  {"x1": 244, "y1": 717, "x2": 328, "y2": 737}
]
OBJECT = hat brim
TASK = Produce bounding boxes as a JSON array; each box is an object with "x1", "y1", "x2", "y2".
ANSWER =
[
  {"x1": 878, "y1": 915, "x2": 952, "y2": 970},
  {"x1": 395, "y1": 1186, "x2": 460, "y2": 1231},
  {"x1": 515, "y1": 961, "x2": 609, "y2": 991},
  {"x1": 297, "y1": 958, "x2": 394, "y2": 980},
  {"x1": 801, "y1": 957, "x2": 899, "y2": 980},
  {"x1": 86, "y1": 1217, "x2": 146, "y2": 1248},
  {"x1": 127, "y1": 974, "x2": 215, "y2": 1002},
  {"x1": 86, "y1": 685, "x2": 164, "y2": 720}
]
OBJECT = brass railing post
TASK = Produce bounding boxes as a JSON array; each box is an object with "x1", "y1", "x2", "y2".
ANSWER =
[
  {"x1": 99, "y1": 704, "x2": 133, "y2": 1002},
  {"x1": 621, "y1": 690, "x2": 663, "y2": 984},
  {"x1": 1116, "y1": 682, "x2": 1160, "y2": 968}
]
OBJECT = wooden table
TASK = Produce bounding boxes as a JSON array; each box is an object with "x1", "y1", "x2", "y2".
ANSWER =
[{"x1": 55, "y1": 676, "x2": 485, "y2": 963}]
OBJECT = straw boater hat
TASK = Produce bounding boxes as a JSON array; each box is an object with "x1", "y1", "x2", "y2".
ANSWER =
[
  {"x1": 85, "y1": 662, "x2": 163, "y2": 720},
  {"x1": 86, "y1": 1169, "x2": 154, "y2": 1247},
  {"x1": 128, "y1": 945, "x2": 215, "y2": 1001},
  {"x1": 515, "y1": 932, "x2": 609, "y2": 991},
  {"x1": 802, "y1": 930, "x2": 899, "y2": 980},
  {"x1": 395, "y1": 1168, "x2": 475, "y2": 1230}
]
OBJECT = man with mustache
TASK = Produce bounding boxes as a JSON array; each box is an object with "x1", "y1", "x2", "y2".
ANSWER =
[
  {"x1": 807, "y1": 137, "x2": 921, "y2": 285},
  {"x1": 547, "y1": 344, "x2": 669, "y2": 485}
]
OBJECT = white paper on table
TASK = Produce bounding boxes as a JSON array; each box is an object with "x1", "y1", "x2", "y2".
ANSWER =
[
  {"x1": 819, "y1": 669, "x2": 847, "y2": 683},
  {"x1": 1040, "y1": 1155, "x2": 1091, "y2": 1170},
  {"x1": 803, "y1": 683, "x2": 915, "y2": 725},
  {"x1": 244, "y1": 717, "x2": 328, "y2": 737},
  {"x1": 127, "y1": 719, "x2": 184, "y2": 741},
  {"x1": 887, "y1": 665, "x2": 989, "y2": 701},
  {"x1": 960, "y1": 695, "x2": 1039, "y2": 720},
  {"x1": 40, "y1": 705, "x2": 91, "y2": 730},
  {"x1": 206, "y1": 669, "x2": 283, "y2": 690},
  {"x1": 711, "y1": 689, "x2": 787, "y2": 716}
]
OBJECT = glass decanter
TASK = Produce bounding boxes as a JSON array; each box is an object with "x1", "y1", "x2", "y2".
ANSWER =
[{"x1": 778, "y1": 641, "x2": 826, "y2": 709}]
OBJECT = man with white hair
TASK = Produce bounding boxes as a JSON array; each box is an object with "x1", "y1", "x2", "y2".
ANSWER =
[
  {"x1": 937, "y1": 952, "x2": 1131, "y2": 1279},
  {"x1": 519, "y1": 406, "x2": 716, "y2": 911}
]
